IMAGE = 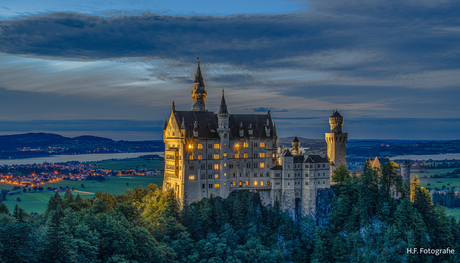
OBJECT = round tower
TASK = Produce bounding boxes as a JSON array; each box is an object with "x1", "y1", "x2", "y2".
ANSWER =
[
  {"x1": 400, "y1": 160, "x2": 411, "y2": 183},
  {"x1": 329, "y1": 110, "x2": 344, "y2": 133},
  {"x1": 292, "y1": 136, "x2": 300, "y2": 155},
  {"x1": 217, "y1": 89, "x2": 230, "y2": 198},
  {"x1": 325, "y1": 110, "x2": 348, "y2": 175}
]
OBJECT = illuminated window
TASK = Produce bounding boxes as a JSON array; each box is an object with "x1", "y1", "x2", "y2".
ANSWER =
[
  {"x1": 225, "y1": 182, "x2": 227, "y2": 186},
  {"x1": 259, "y1": 153, "x2": 265, "y2": 158},
  {"x1": 235, "y1": 154, "x2": 239, "y2": 159},
  {"x1": 215, "y1": 174, "x2": 219, "y2": 179},
  {"x1": 223, "y1": 153, "x2": 227, "y2": 157},
  {"x1": 235, "y1": 143, "x2": 240, "y2": 148},
  {"x1": 224, "y1": 173, "x2": 227, "y2": 176},
  {"x1": 198, "y1": 144, "x2": 203, "y2": 149},
  {"x1": 188, "y1": 144, "x2": 194, "y2": 150},
  {"x1": 224, "y1": 163, "x2": 226, "y2": 167},
  {"x1": 190, "y1": 155, "x2": 194, "y2": 160},
  {"x1": 267, "y1": 181, "x2": 270, "y2": 186},
  {"x1": 214, "y1": 164, "x2": 219, "y2": 169},
  {"x1": 198, "y1": 155, "x2": 202, "y2": 160},
  {"x1": 244, "y1": 153, "x2": 248, "y2": 158},
  {"x1": 233, "y1": 182, "x2": 236, "y2": 186},
  {"x1": 260, "y1": 142, "x2": 265, "y2": 147},
  {"x1": 261, "y1": 181, "x2": 264, "y2": 186},
  {"x1": 214, "y1": 154, "x2": 219, "y2": 159},
  {"x1": 245, "y1": 181, "x2": 248, "y2": 186},
  {"x1": 214, "y1": 144, "x2": 220, "y2": 149},
  {"x1": 254, "y1": 181, "x2": 258, "y2": 186},
  {"x1": 189, "y1": 175, "x2": 195, "y2": 180},
  {"x1": 243, "y1": 142, "x2": 248, "y2": 147},
  {"x1": 239, "y1": 181, "x2": 242, "y2": 186}
]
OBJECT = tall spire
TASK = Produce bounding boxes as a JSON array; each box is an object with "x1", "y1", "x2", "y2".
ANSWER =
[
  {"x1": 191, "y1": 59, "x2": 207, "y2": 111},
  {"x1": 218, "y1": 88, "x2": 228, "y2": 115}
]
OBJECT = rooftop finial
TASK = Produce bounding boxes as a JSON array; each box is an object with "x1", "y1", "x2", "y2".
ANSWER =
[{"x1": 172, "y1": 101, "x2": 175, "y2": 111}]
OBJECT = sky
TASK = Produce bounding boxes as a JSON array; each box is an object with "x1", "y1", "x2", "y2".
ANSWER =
[{"x1": 0, "y1": 0, "x2": 459, "y2": 141}]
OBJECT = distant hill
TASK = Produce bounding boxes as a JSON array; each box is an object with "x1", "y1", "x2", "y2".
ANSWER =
[{"x1": 0, "y1": 133, "x2": 164, "y2": 160}]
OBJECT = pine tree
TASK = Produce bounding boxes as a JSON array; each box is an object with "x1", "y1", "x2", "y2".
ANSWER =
[
  {"x1": 42, "y1": 205, "x2": 76, "y2": 262},
  {"x1": 0, "y1": 201, "x2": 9, "y2": 214}
]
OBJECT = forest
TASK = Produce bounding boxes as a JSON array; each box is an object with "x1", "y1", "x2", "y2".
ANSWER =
[{"x1": 0, "y1": 163, "x2": 459, "y2": 263}]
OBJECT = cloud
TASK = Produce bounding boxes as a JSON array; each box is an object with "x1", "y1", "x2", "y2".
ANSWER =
[{"x1": 250, "y1": 107, "x2": 289, "y2": 113}]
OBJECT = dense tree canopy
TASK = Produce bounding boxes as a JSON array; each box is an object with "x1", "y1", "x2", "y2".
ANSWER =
[{"x1": 0, "y1": 169, "x2": 458, "y2": 262}]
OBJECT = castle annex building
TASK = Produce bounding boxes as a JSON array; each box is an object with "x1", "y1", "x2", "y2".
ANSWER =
[{"x1": 162, "y1": 62, "x2": 347, "y2": 217}]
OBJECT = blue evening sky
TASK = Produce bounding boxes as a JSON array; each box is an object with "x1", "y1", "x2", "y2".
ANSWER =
[{"x1": 0, "y1": 0, "x2": 459, "y2": 140}]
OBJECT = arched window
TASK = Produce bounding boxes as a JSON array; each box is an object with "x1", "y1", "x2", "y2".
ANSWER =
[
  {"x1": 208, "y1": 164, "x2": 212, "y2": 170},
  {"x1": 247, "y1": 163, "x2": 251, "y2": 168},
  {"x1": 201, "y1": 163, "x2": 205, "y2": 170}
]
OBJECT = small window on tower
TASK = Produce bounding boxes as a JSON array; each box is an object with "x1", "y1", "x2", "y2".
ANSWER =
[
  {"x1": 189, "y1": 175, "x2": 195, "y2": 180},
  {"x1": 198, "y1": 144, "x2": 203, "y2": 149},
  {"x1": 243, "y1": 142, "x2": 248, "y2": 147}
]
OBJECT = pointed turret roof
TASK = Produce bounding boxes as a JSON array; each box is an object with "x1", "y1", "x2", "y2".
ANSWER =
[
  {"x1": 193, "y1": 61, "x2": 205, "y2": 92},
  {"x1": 218, "y1": 89, "x2": 228, "y2": 115},
  {"x1": 331, "y1": 109, "x2": 342, "y2": 117},
  {"x1": 292, "y1": 136, "x2": 299, "y2": 142}
]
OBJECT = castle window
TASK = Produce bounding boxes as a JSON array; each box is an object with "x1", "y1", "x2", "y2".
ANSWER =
[
  {"x1": 233, "y1": 173, "x2": 236, "y2": 177},
  {"x1": 198, "y1": 144, "x2": 203, "y2": 149},
  {"x1": 254, "y1": 162, "x2": 259, "y2": 168},
  {"x1": 247, "y1": 163, "x2": 251, "y2": 168},
  {"x1": 209, "y1": 184, "x2": 213, "y2": 188},
  {"x1": 214, "y1": 154, "x2": 219, "y2": 159},
  {"x1": 215, "y1": 184, "x2": 220, "y2": 188},
  {"x1": 260, "y1": 162, "x2": 265, "y2": 168},
  {"x1": 208, "y1": 154, "x2": 212, "y2": 159},
  {"x1": 288, "y1": 183, "x2": 290, "y2": 186},
  {"x1": 305, "y1": 182, "x2": 308, "y2": 185},
  {"x1": 201, "y1": 174, "x2": 205, "y2": 179},
  {"x1": 305, "y1": 173, "x2": 308, "y2": 177},
  {"x1": 201, "y1": 164, "x2": 205, "y2": 170},
  {"x1": 323, "y1": 173, "x2": 325, "y2": 176},
  {"x1": 254, "y1": 143, "x2": 259, "y2": 147},
  {"x1": 215, "y1": 174, "x2": 219, "y2": 179},
  {"x1": 276, "y1": 173, "x2": 280, "y2": 178},
  {"x1": 317, "y1": 164, "x2": 320, "y2": 168},
  {"x1": 239, "y1": 173, "x2": 242, "y2": 177},
  {"x1": 208, "y1": 174, "x2": 212, "y2": 179},
  {"x1": 208, "y1": 164, "x2": 212, "y2": 170},
  {"x1": 244, "y1": 153, "x2": 248, "y2": 158},
  {"x1": 254, "y1": 181, "x2": 258, "y2": 186},
  {"x1": 214, "y1": 164, "x2": 219, "y2": 170},
  {"x1": 234, "y1": 154, "x2": 239, "y2": 159},
  {"x1": 214, "y1": 144, "x2": 220, "y2": 149},
  {"x1": 261, "y1": 181, "x2": 264, "y2": 186},
  {"x1": 189, "y1": 165, "x2": 194, "y2": 170},
  {"x1": 202, "y1": 184, "x2": 205, "y2": 189},
  {"x1": 239, "y1": 181, "x2": 242, "y2": 187},
  {"x1": 245, "y1": 181, "x2": 249, "y2": 186},
  {"x1": 254, "y1": 173, "x2": 257, "y2": 177},
  {"x1": 224, "y1": 173, "x2": 226, "y2": 176},
  {"x1": 318, "y1": 181, "x2": 320, "y2": 184},
  {"x1": 288, "y1": 174, "x2": 290, "y2": 178},
  {"x1": 267, "y1": 181, "x2": 270, "y2": 186},
  {"x1": 272, "y1": 153, "x2": 275, "y2": 158},
  {"x1": 208, "y1": 144, "x2": 212, "y2": 149},
  {"x1": 323, "y1": 181, "x2": 325, "y2": 184},
  {"x1": 260, "y1": 142, "x2": 265, "y2": 147},
  {"x1": 260, "y1": 172, "x2": 263, "y2": 177},
  {"x1": 223, "y1": 153, "x2": 227, "y2": 157},
  {"x1": 323, "y1": 164, "x2": 326, "y2": 168},
  {"x1": 254, "y1": 153, "x2": 258, "y2": 158},
  {"x1": 225, "y1": 182, "x2": 227, "y2": 186},
  {"x1": 233, "y1": 182, "x2": 236, "y2": 186},
  {"x1": 266, "y1": 172, "x2": 269, "y2": 177},
  {"x1": 189, "y1": 175, "x2": 195, "y2": 180},
  {"x1": 224, "y1": 163, "x2": 226, "y2": 167},
  {"x1": 190, "y1": 155, "x2": 194, "y2": 160},
  {"x1": 172, "y1": 132, "x2": 175, "y2": 136},
  {"x1": 243, "y1": 142, "x2": 248, "y2": 147},
  {"x1": 229, "y1": 164, "x2": 234, "y2": 169},
  {"x1": 310, "y1": 165, "x2": 313, "y2": 168},
  {"x1": 259, "y1": 153, "x2": 265, "y2": 158},
  {"x1": 235, "y1": 143, "x2": 240, "y2": 148},
  {"x1": 198, "y1": 155, "x2": 202, "y2": 160}
]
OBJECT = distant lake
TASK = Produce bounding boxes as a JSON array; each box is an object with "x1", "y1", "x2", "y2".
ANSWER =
[
  {"x1": 392, "y1": 153, "x2": 460, "y2": 161},
  {"x1": 0, "y1": 152, "x2": 164, "y2": 166}
]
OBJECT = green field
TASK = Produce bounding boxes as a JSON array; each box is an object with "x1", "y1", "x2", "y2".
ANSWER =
[
  {"x1": 0, "y1": 174, "x2": 163, "y2": 214},
  {"x1": 88, "y1": 157, "x2": 164, "y2": 170},
  {"x1": 446, "y1": 208, "x2": 460, "y2": 220},
  {"x1": 414, "y1": 168, "x2": 460, "y2": 189}
]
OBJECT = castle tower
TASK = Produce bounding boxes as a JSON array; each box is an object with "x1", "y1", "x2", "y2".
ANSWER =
[
  {"x1": 191, "y1": 61, "x2": 207, "y2": 111},
  {"x1": 325, "y1": 110, "x2": 348, "y2": 174},
  {"x1": 217, "y1": 89, "x2": 230, "y2": 197},
  {"x1": 292, "y1": 136, "x2": 300, "y2": 155},
  {"x1": 400, "y1": 160, "x2": 411, "y2": 183}
]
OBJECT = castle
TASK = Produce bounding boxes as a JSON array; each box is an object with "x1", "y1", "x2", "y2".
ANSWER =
[{"x1": 162, "y1": 62, "x2": 347, "y2": 217}]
